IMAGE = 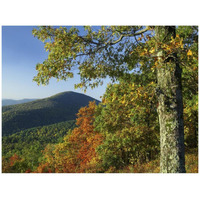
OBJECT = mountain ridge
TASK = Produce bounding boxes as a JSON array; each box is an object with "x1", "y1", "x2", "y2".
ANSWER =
[
  {"x1": 2, "y1": 98, "x2": 38, "y2": 106},
  {"x1": 2, "y1": 91, "x2": 100, "y2": 136}
]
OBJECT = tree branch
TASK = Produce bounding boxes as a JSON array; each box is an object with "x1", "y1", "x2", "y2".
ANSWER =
[
  {"x1": 133, "y1": 26, "x2": 150, "y2": 36},
  {"x1": 75, "y1": 26, "x2": 151, "y2": 58},
  {"x1": 109, "y1": 26, "x2": 150, "y2": 45},
  {"x1": 78, "y1": 35, "x2": 102, "y2": 45}
]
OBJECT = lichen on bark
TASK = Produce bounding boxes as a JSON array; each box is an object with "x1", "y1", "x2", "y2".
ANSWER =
[{"x1": 155, "y1": 26, "x2": 186, "y2": 173}]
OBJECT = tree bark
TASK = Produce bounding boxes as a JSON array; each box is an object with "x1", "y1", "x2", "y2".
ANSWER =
[{"x1": 155, "y1": 26, "x2": 186, "y2": 173}]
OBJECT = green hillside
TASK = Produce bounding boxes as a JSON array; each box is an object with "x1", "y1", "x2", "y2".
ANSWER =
[
  {"x1": 2, "y1": 120, "x2": 76, "y2": 172},
  {"x1": 2, "y1": 91, "x2": 100, "y2": 136}
]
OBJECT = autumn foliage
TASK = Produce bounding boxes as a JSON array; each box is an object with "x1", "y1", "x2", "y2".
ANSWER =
[
  {"x1": 35, "y1": 101, "x2": 103, "y2": 173},
  {"x1": 2, "y1": 26, "x2": 198, "y2": 173},
  {"x1": 68, "y1": 101, "x2": 104, "y2": 172}
]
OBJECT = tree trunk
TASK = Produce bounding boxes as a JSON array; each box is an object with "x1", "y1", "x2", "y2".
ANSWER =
[{"x1": 155, "y1": 26, "x2": 186, "y2": 173}]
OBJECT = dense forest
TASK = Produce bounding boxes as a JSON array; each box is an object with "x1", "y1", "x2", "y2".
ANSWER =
[
  {"x1": 2, "y1": 95, "x2": 197, "y2": 173},
  {"x1": 2, "y1": 26, "x2": 198, "y2": 173},
  {"x1": 2, "y1": 120, "x2": 76, "y2": 172}
]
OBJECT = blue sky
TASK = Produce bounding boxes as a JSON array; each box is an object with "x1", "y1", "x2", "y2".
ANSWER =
[{"x1": 2, "y1": 26, "x2": 110, "y2": 100}]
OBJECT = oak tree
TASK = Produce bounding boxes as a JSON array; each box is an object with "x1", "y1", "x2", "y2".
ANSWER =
[{"x1": 33, "y1": 26, "x2": 198, "y2": 173}]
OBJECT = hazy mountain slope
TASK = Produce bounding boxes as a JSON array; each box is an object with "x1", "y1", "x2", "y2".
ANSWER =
[
  {"x1": 2, "y1": 91, "x2": 100, "y2": 136},
  {"x1": 2, "y1": 99, "x2": 37, "y2": 106}
]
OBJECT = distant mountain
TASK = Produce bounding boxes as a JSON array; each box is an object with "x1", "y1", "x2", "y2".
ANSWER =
[
  {"x1": 2, "y1": 91, "x2": 100, "y2": 136},
  {"x1": 2, "y1": 98, "x2": 37, "y2": 106}
]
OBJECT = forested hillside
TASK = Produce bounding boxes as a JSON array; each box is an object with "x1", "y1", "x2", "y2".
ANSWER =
[
  {"x1": 2, "y1": 120, "x2": 76, "y2": 172},
  {"x1": 3, "y1": 98, "x2": 197, "y2": 173},
  {"x1": 2, "y1": 91, "x2": 100, "y2": 136}
]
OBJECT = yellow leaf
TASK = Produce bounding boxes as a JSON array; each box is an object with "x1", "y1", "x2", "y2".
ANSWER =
[
  {"x1": 140, "y1": 52, "x2": 145, "y2": 56},
  {"x1": 149, "y1": 48, "x2": 155, "y2": 54},
  {"x1": 122, "y1": 99, "x2": 126, "y2": 104},
  {"x1": 187, "y1": 49, "x2": 193, "y2": 56},
  {"x1": 150, "y1": 81, "x2": 154, "y2": 85}
]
